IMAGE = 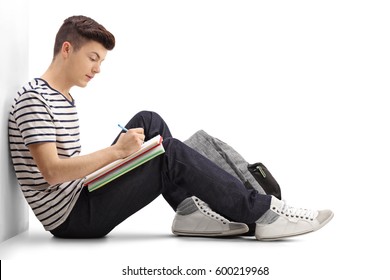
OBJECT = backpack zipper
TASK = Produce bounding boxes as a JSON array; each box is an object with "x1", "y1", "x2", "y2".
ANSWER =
[{"x1": 256, "y1": 165, "x2": 267, "y2": 178}]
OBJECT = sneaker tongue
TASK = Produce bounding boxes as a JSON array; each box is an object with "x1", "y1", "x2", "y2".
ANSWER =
[
  {"x1": 272, "y1": 197, "x2": 318, "y2": 220},
  {"x1": 283, "y1": 204, "x2": 318, "y2": 220},
  {"x1": 194, "y1": 196, "x2": 230, "y2": 223}
]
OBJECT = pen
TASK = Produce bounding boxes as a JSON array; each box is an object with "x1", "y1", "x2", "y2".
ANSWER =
[{"x1": 118, "y1": 124, "x2": 128, "y2": 132}]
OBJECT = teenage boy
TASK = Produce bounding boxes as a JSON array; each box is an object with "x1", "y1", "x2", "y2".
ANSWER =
[{"x1": 9, "y1": 15, "x2": 333, "y2": 240}]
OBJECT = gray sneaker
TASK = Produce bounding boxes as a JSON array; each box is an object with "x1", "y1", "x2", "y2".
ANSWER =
[
  {"x1": 172, "y1": 196, "x2": 249, "y2": 237},
  {"x1": 256, "y1": 196, "x2": 334, "y2": 240}
]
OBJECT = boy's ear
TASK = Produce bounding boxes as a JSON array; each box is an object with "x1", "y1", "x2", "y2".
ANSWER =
[{"x1": 61, "y1": 41, "x2": 72, "y2": 57}]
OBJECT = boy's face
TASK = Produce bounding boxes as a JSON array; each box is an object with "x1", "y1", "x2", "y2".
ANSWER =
[{"x1": 66, "y1": 40, "x2": 108, "y2": 88}]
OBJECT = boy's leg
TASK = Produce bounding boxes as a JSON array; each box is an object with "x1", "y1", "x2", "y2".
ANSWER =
[
  {"x1": 51, "y1": 111, "x2": 333, "y2": 240},
  {"x1": 114, "y1": 111, "x2": 270, "y2": 223},
  {"x1": 52, "y1": 111, "x2": 269, "y2": 238}
]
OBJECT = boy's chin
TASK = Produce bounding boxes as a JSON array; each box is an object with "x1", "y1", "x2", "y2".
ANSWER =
[{"x1": 77, "y1": 81, "x2": 89, "y2": 88}]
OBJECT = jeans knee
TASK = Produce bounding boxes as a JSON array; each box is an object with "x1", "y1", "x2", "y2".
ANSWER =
[{"x1": 134, "y1": 110, "x2": 162, "y2": 121}]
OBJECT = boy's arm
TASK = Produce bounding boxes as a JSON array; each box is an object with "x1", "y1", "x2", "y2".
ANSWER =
[{"x1": 28, "y1": 128, "x2": 145, "y2": 185}]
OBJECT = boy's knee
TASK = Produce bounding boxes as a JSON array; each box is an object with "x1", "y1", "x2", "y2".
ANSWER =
[
  {"x1": 135, "y1": 110, "x2": 160, "y2": 119},
  {"x1": 132, "y1": 110, "x2": 164, "y2": 124}
]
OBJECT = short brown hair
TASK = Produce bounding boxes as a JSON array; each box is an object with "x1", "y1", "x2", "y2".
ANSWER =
[{"x1": 53, "y1": 15, "x2": 115, "y2": 57}]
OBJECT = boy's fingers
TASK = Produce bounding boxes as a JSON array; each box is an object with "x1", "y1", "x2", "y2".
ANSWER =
[{"x1": 128, "y1": 127, "x2": 144, "y2": 134}]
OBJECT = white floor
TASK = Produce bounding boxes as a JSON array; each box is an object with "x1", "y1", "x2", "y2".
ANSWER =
[{"x1": 1, "y1": 195, "x2": 387, "y2": 280}]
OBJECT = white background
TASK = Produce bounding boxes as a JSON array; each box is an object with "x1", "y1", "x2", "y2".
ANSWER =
[{"x1": 2, "y1": 0, "x2": 390, "y2": 279}]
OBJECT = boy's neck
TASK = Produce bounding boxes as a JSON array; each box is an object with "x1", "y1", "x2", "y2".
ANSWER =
[{"x1": 41, "y1": 64, "x2": 73, "y2": 101}]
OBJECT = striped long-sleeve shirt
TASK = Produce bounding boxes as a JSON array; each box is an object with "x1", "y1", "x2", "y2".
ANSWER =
[{"x1": 8, "y1": 78, "x2": 84, "y2": 231}]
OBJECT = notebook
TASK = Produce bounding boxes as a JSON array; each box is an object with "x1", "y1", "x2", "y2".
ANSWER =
[{"x1": 85, "y1": 134, "x2": 164, "y2": 192}]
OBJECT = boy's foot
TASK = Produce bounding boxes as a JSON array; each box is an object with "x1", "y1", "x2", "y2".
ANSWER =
[
  {"x1": 172, "y1": 196, "x2": 249, "y2": 237},
  {"x1": 255, "y1": 196, "x2": 334, "y2": 241}
]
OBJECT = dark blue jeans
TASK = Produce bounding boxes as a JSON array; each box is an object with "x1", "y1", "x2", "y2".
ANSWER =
[{"x1": 51, "y1": 111, "x2": 271, "y2": 238}]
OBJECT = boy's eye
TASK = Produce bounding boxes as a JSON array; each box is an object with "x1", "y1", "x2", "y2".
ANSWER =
[{"x1": 89, "y1": 57, "x2": 97, "y2": 62}]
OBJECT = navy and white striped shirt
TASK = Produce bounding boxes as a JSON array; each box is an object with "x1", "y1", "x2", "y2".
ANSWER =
[{"x1": 9, "y1": 78, "x2": 84, "y2": 231}]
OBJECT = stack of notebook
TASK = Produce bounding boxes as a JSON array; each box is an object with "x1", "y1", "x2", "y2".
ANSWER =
[{"x1": 85, "y1": 134, "x2": 164, "y2": 192}]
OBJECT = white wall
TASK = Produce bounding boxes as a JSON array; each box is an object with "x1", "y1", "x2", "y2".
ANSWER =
[{"x1": 0, "y1": 0, "x2": 30, "y2": 242}]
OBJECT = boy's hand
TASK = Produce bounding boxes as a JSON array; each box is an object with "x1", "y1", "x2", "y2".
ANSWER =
[{"x1": 115, "y1": 127, "x2": 145, "y2": 158}]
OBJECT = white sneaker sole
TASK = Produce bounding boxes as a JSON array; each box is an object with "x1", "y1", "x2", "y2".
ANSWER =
[{"x1": 173, "y1": 225, "x2": 249, "y2": 237}]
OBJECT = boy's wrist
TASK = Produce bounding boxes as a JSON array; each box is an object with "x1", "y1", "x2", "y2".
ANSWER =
[{"x1": 110, "y1": 145, "x2": 126, "y2": 160}]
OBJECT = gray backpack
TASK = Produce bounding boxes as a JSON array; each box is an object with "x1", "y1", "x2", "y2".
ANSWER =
[{"x1": 184, "y1": 130, "x2": 282, "y2": 199}]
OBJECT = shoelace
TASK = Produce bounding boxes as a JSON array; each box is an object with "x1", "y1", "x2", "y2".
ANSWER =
[
  {"x1": 194, "y1": 197, "x2": 230, "y2": 224},
  {"x1": 278, "y1": 200, "x2": 317, "y2": 221}
]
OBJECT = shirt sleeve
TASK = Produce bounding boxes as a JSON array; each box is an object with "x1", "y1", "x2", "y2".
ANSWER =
[{"x1": 13, "y1": 91, "x2": 56, "y2": 146}]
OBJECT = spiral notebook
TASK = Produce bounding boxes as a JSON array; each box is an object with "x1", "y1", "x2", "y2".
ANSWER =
[{"x1": 85, "y1": 135, "x2": 164, "y2": 192}]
